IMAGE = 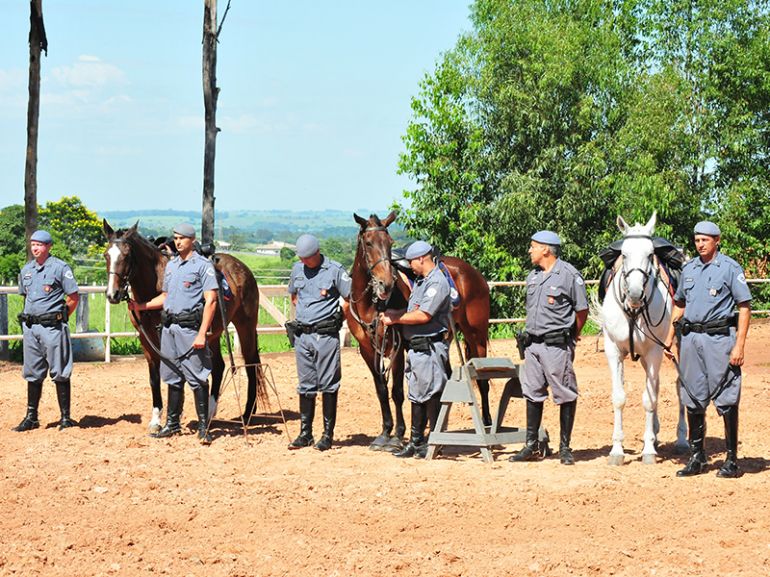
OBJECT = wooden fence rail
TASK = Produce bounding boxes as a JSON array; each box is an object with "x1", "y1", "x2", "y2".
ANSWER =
[{"x1": 1, "y1": 279, "x2": 767, "y2": 362}]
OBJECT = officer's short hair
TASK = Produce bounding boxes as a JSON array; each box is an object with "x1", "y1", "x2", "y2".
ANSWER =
[{"x1": 545, "y1": 243, "x2": 561, "y2": 258}]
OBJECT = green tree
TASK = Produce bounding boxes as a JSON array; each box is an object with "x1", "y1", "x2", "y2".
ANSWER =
[
  {"x1": 0, "y1": 205, "x2": 28, "y2": 283},
  {"x1": 398, "y1": 0, "x2": 770, "y2": 294},
  {"x1": 38, "y1": 196, "x2": 104, "y2": 255}
]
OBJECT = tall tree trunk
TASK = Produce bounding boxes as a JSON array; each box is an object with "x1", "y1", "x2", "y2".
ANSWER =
[
  {"x1": 201, "y1": 0, "x2": 218, "y2": 245},
  {"x1": 25, "y1": 0, "x2": 47, "y2": 259}
]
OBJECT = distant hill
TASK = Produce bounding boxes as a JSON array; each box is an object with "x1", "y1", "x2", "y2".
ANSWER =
[{"x1": 99, "y1": 208, "x2": 404, "y2": 240}]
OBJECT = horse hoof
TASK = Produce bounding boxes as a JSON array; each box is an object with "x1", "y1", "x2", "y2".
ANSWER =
[
  {"x1": 384, "y1": 436, "x2": 404, "y2": 453},
  {"x1": 369, "y1": 435, "x2": 391, "y2": 452},
  {"x1": 673, "y1": 442, "x2": 690, "y2": 455},
  {"x1": 641, "y1": 454, "x2": 657, "y2": 465},
  {"x1": 607, "y1": 454, "x2": 625, "y2": 466},
  {"x1": 148, "y1": 423, "x2": 161, "y2": 435}
]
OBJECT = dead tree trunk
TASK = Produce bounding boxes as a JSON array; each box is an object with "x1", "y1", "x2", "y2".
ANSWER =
[
  {"x1": 201, "y1": 0, "x2": 219, "y2": 245},
  {"x1": 25, "y1": 0, "x2": 47, "y2": 259}
]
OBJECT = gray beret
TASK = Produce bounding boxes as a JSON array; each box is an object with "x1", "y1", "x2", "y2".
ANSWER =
[
  {"x1": 173, "y1": 223, "x2": 196, "y2": 238},
  {"x1": 30, "y1": 230, "x2": 53, "y2": 244},
  {"x1": 405, "y1": 240, "x2": 433, "y2": 260},
  {"x1": 295, "y1": 234, "x2": 320, "y2": 258},
  {"x1": 531, "y1": 230, "x2": 561, "y2": 246},
  {"x1": 693, "y1": 221, "x2": 721, "y2": 237}
]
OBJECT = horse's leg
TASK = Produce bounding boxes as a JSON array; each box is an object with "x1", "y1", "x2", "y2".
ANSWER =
[
  {"x1": 362, "y1": 345, "x2": 396, "y2": 450},
  {"x1": 233, "y1": 321, "x2": 260, "y2": 421},
  {"x1": 640, "y1": 348, "x2": 663, "y2": 464},
  {"x1": 674, "y1": 374, "x2": 689, "y2": 454},
  {"x1": 605, "y1": 337, "x2": 627, "y2": 465},
  {"x1": 148, "y1": 358, "x2": 163, "y2": 434},
  {"x1": 464, "y1": 332, "x2": 492, "y2": 427},
  {"x1": 389, "y1": 348, "x2": 406, "y2": 448},
  {"x1": 209, "y1": 339, "x2": 225, "y2": 421}
]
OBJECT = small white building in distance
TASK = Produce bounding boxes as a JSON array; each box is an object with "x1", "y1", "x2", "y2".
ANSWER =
[{"x1": 254, "y1": 241, "x2": 295, "y2": 257}]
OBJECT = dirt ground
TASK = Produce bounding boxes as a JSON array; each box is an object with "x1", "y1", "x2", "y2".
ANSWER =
[{"x1": 1, "y1": 320, "x2": 768, "y2": 577}]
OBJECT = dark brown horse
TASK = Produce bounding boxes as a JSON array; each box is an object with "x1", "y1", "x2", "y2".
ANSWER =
[
  {"x1": 102, "y1": 221, "x2": 265, "y2": 432},
  {"x1": 345, "y1": 212, "x2": 491, "y2": 450}
]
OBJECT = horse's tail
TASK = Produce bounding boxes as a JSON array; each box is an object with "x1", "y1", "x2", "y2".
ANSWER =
[{"x1": 588, "y1": 290, "x2": 605, "y2": 331}]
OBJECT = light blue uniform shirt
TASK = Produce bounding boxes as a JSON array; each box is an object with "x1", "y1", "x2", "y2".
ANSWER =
[
  {"x1": 675, "y1": 253, "x2": 752, "y2": 323},
  {"x1": 403, "y1": 265, "x2": 451, "y2": 340},
  {"x1": 525, "y1": 259, "x2": 588, "y2": 336},
  {"x1": 288, "y1": 256, "x2": 351, "y2": 325},
  {"x1": 19, "y1": 256, "x2": 79, "y2": 315},
  {"x1": 162, "y1": 253, "x2": 218, "y2": 314}
]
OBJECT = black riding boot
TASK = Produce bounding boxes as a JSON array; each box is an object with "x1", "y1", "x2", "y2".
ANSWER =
[
  {"x1": 559, "y1": 400, "x2": 577, "y2": 465},
  {"x1": 55, "y1": 379, "x2": 77, "y2": 430},
  {"x1": 677, "y1": 410, "x2": 707, "y2": 477},
  {"x1": 314, "y1": 391, "x2": 338, "y2": 451},
  {"x1": 717, "y1": 405, "x2": 741, "y2": 478},
  {"x1": 288, "y1": 394, "x2": 315, "y2": 449},
  {"x1": 394, "y1": 402, "x2": 427, "y2": 459},
  {"x1": 12, "y1": 381, "x2": 43, "y2": 432},
  {"x1": 193, "y1": 383, "x2": 212, "y2": 445},
  {"x1": 509, "y1": 400, "x2": 544, "y2": 462},
  {"x1": 152, "y1": 386, "x2": 184, "y2": 438}
]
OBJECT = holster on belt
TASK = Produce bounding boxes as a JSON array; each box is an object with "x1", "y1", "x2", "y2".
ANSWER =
[
  {"x1": 284, "y1": 320, "x2": 300, "y2": 348},
  {"x1": 515, "y1": 330, "x2": 531, "y2": 360},
  {"x1": 161, "y1": 307, "x2": 203, "y2": 329},
  {"x1": 406, "y1": 333, "x2": 445, "y2": 353},
  {"x1": 17, "y1": 309, "x2": 67, "y2": 328}
]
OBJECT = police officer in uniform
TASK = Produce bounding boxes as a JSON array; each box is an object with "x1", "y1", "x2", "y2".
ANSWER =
[
  {"x1": 664, "y1": 221, "x2": 751, "y2": 478},
  {"x1": 14, "y1": 230, "x2": 80, "y2": 432},
  {"x1": 129, "y1": 224, "x2": 218, "y2": 444},
  {"x1": 381, "y1": 240, "x2": 451, "y2": 459},
  {"x1": 287, "y1": 234, "x2": 351, "y2": 451},
  {"x1": 510, "y1": 231, "x2": 588, "y2": 465}
]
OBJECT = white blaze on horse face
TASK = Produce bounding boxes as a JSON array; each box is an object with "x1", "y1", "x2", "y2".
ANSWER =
[
  {"x1": 622, "y1": 233, "x2": 654, "y2": 306},
  {"x1": 106, "y1": 243, "x2": 122, "y2": 299}
]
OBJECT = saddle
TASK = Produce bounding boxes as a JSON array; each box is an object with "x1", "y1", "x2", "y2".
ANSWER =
[{"x1": 598, "y1": 237, "x2": 683, "y2": 303}]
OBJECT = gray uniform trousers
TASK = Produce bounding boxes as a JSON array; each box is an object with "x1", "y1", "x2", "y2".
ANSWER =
[
  {"x1": 22, "y1": 324, "x2": 73, "y2": 383},
  {"x1": 522, "y1": 341, "x2": 578, "y2": 404},
  {"x1": 160, "y1": 324, "x2": 212, "y2": 390},
  {"x1": 294, "y1": 332, "x2": 341, "y2": 395},
  {"x1": 405, "y1": 341, "x2": 449, "y2": 403},
  {"x1": 679, "y1": 331, "x2": 741, "y2": 413}
]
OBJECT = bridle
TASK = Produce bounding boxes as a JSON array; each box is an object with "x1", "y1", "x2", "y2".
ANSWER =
[
  {"x1": 613, "y1": 234, "x2": 671, "y2": 361},
  {"x1": 349, "y1": 225, "x2": 402, "y2": 384},
  {"x1": 106, "y1": 237, "x2": 132, "y2": 303}
]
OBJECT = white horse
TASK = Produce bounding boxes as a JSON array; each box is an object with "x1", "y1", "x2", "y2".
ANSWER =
[{"x1": 599, "y1": 213, "x2": 688, "y2": 465}]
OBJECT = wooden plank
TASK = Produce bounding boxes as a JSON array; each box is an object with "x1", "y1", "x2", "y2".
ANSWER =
[{"x1": 258, "y1": 287, "x2": 288, "y2": 325}]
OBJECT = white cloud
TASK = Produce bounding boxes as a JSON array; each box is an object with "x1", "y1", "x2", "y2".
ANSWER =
[{"x1": 51, "y1": 55, "x2": 127, "y2": 88}]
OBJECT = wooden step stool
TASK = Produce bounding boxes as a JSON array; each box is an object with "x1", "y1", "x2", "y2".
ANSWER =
[{"x1": 425, "y1": 357, "x2": 531, "y2": 463}]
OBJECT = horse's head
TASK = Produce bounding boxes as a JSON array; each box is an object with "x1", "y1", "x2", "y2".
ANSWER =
[
  {"x1": 103, "y1": 219, "x2": 138, "y2": 304},
  {"x1": 617, "y1": 212, "x2": 656, "y2": 310},
  {"x1": 354, "y1": 211, "x2": 397, "y2": 303}
]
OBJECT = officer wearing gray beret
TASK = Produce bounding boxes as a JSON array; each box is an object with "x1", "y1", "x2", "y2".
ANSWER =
[
  {"x1": 129, "y1": 223, "x2": 219, "y2": 444},
  {"x1": 380, "y1": 240, "x2": 451, "y2": 459},
  {"x1": 287, "y1": 233, "x2": 351, "y2": 451},
  {"x1": 14, "y1": 230, "x2": 80, "y2": 432},
  {"x1": 665, "y1": 220, "x2": 752, "y2": 478},
  {"x1": 510, "y1": 231, "x2": 588, "y2": 465}
]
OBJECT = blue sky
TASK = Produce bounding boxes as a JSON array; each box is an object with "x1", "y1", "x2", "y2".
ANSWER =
[{"x1": 0, "y1": 1, "x2": 472, "y2": 213}]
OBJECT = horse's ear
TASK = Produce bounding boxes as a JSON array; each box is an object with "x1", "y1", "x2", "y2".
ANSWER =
[
  {"x1": 382, "y1": 210, "x2": 397, "y2": 228},
  {"x1": 616, "y1": 215, "x2": 629, "y2": 234},
  {"x1": 644, "y1": 211, "x2": 657, "y2": 234},
  {"x1": 103, "y1": 219, "x2": 114, "y2": 239},
  {"x1": 128, "y1": 221, "x2": 139, "y2": 234},
  {"x1": 353, "y1": 213, "x2": 367, "y2": 228}
]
